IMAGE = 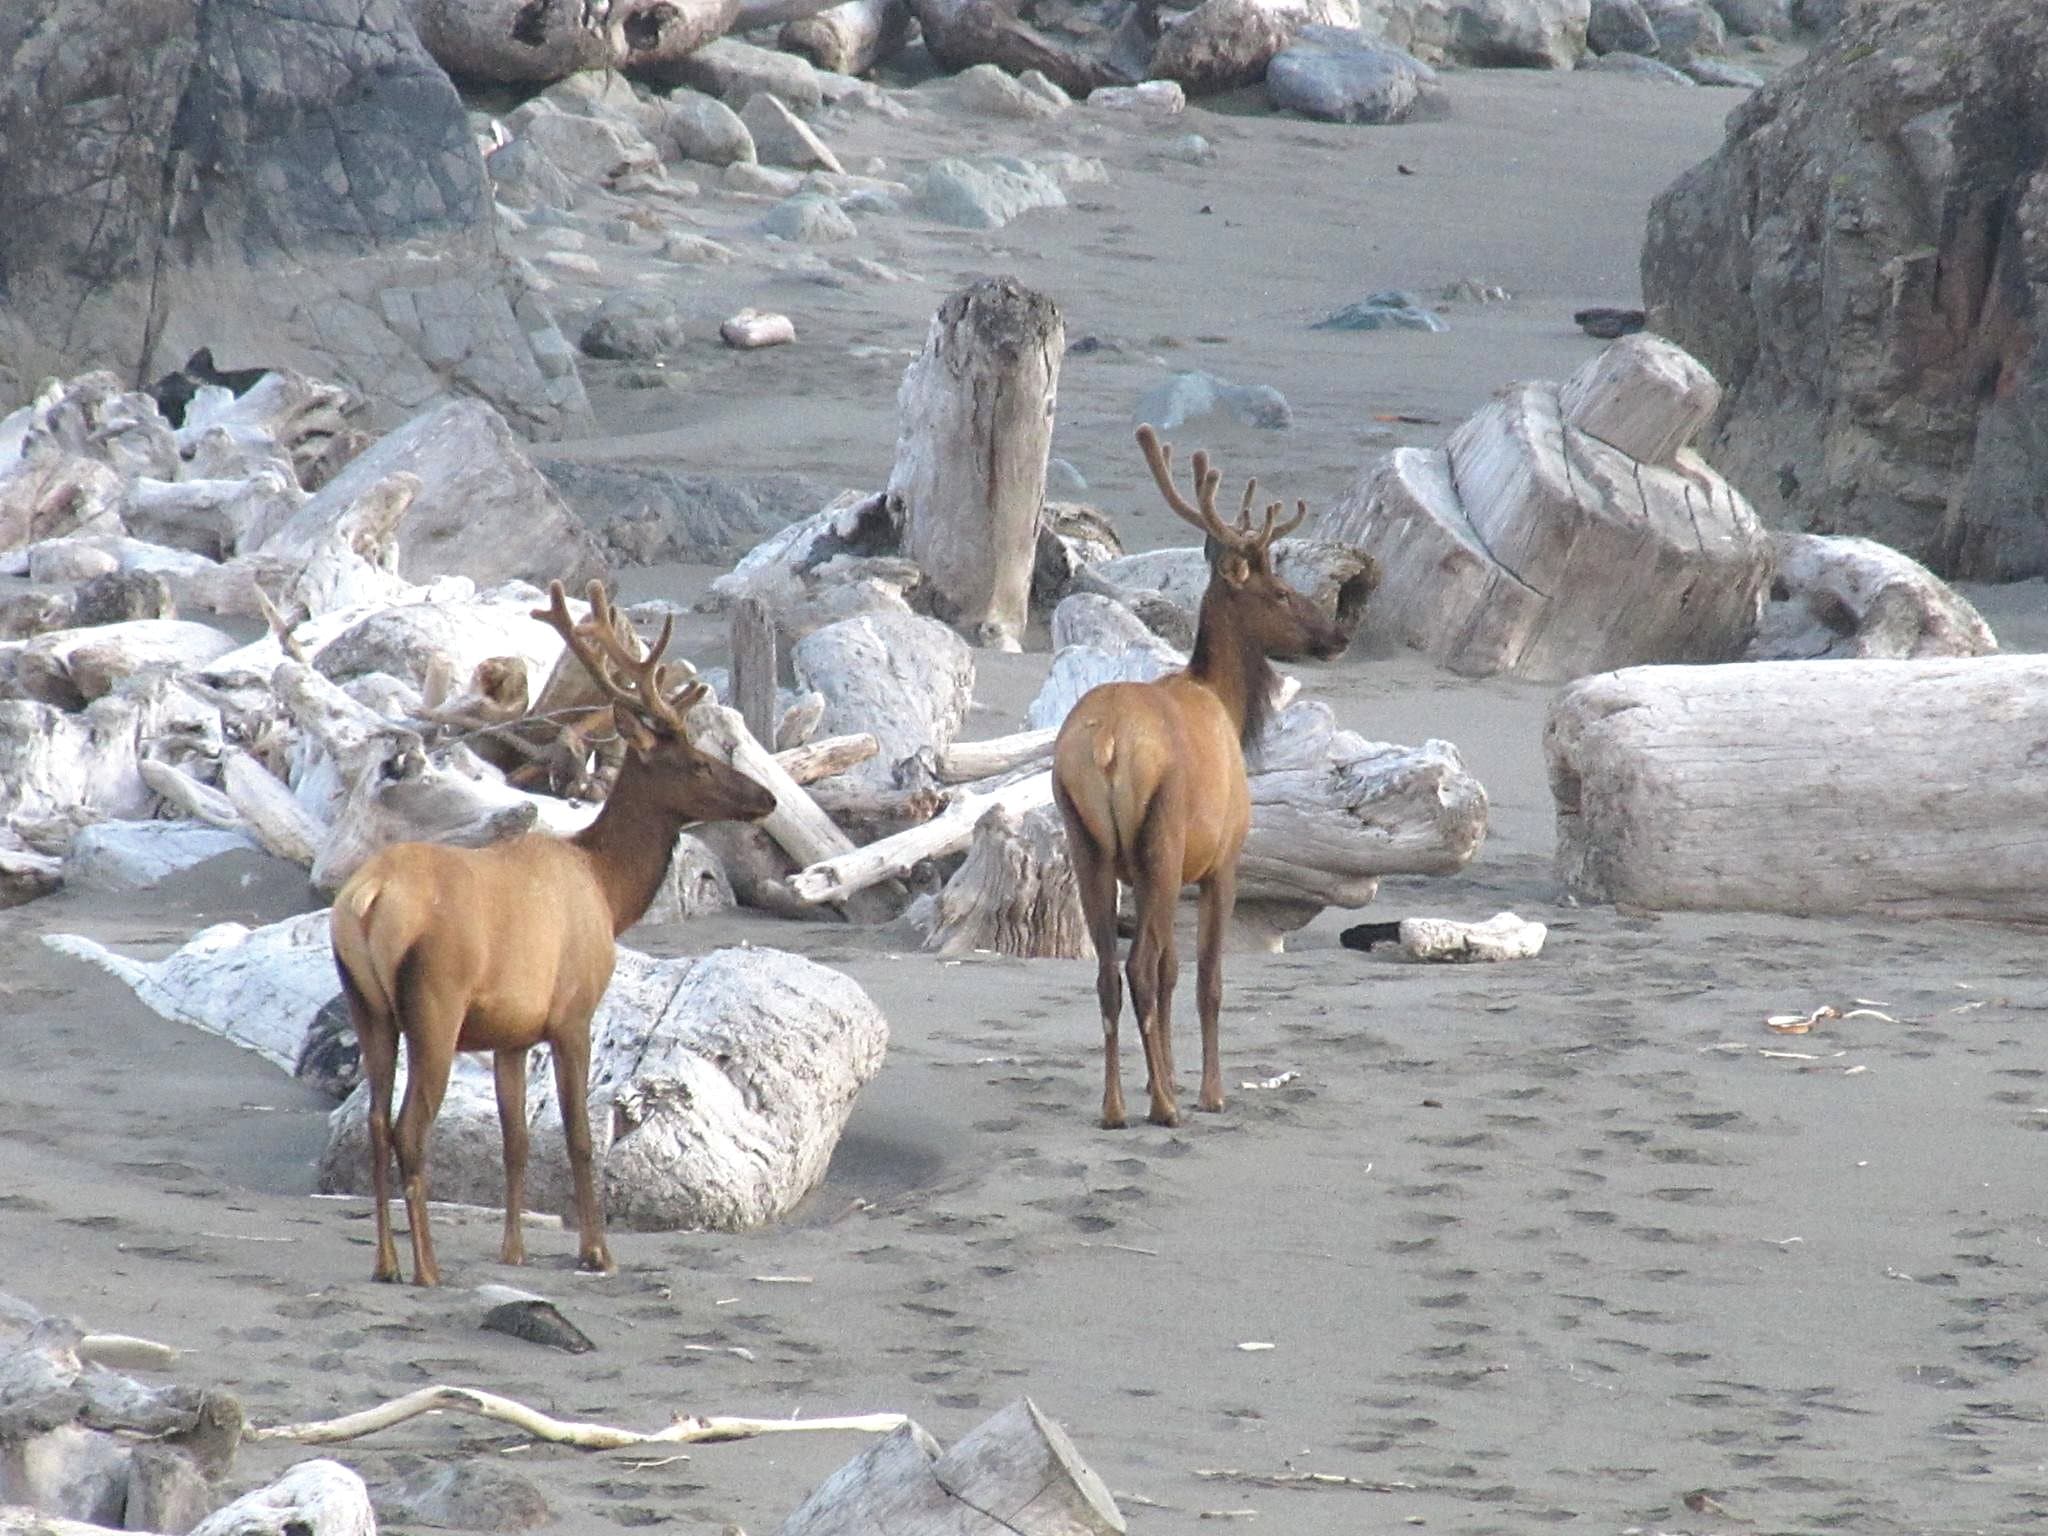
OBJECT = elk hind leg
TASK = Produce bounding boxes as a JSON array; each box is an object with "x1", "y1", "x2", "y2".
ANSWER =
[
  {"x1": 493, "y1": 1047, "x2": 531, "y2": 1266},
  {"x1": 391, "y1": 951, "x2": 458, "y2": 1287},
  {"x1": 1127, "y1": 811, "x2": 1185, "y2": 1128},
  {"x1": 1063, "y1": 804, "x2": 1128, "y2": 1129},
  {"x1": 1195, "y1": 866, "x2": 1236, "y2": 1113},
  {"x1": 340, "y1": 965, "x2": 403, "y2": 1284},
  {"x1": 550, "y1": 1023, "x2": 614, "y2": 1274}
]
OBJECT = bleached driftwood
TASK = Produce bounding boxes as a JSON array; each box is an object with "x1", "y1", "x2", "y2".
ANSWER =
[
  {"x1": 1321, "y1": 334, "x2": 1769, "y2": 682},
  {"x1": 790, "y1": 773, "x2": 1056, "y2": 907},
  {"x1": 14, "y1": 619, "x2": 240, "y2": 708},
  {"x1": 691, "y1": 703, "x2": 860, "y2": 873},
  {"x1": 780, "y1": 0, "x2": 912, "y2": 74},
  {"x1": 614, "y1": 0, "x2": 745, "y2": 80},
  {"x1": 1399, "y1": 911, "x2": 1547, "y2": 962},
  {"x1": 1547, "y1": 656, "x2": 2048, "y2": 919},
  {"x1": 122, "y1": 467, "x2": 302, "y2": 561},
  {"x1": 887, "y1": 279, "x2": 1063, "y2": 651},
  {"x1": 323, "y1": 945, "x2": 889, "y2": 1230},
  {"x1": 173, "y1": 368, "x2": 357, "y2": 493},
  {"x1": 778, "y1": 1398, "x2": 1125, "y2": 1536},
  {"x1": 251, "y1": 1385, "x2": 903, "y2": 1449},
  {"x1": 922, "y1": 802, "x2": 1089, "y2": 958},
  {"x1": 706, "y1": 491, "x2": 922, "y2": 644},
  {"x1": 1748, "y1": 532, "x2": 1999, "y2": 661},
  {"x1": 0, "y1": 679, "x2": 220, "y2": 827},
  {"x1": 220, "y1": 748, "x2": 327, "y2": 867},
  {"x1": 793, "y1": 612, "x2": 975, "y2": 798},
  {"x1": 407, "y1": 0, "x2": 613, "y2": 83},
  {"x1": 183, "y1": 1460, "x2": 373, "y2": 1536},
  {"x1": 732, "y1": 595, "x2": 779, "y2": 747},
  {"x1": 936, "y1": 726, "x2": 1057, "y2": 782},
  {"x1": 907, "y1": 0, "x2": 1124, "y2": 97},
  {"x1": 777, "y1": 732, "x2": 880, "y2": 785}
]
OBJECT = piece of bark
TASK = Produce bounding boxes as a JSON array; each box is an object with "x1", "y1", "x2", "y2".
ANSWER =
[
  {"x1": 732, "y1": 596, "x2": 779, "y2": 749},
  {"x1": 779, "y1": 0, "x2": 912, "y2": 74},
  {"x1": 888, "y1": 279, "x2": 1064, "y2": 651},
  {"x1": 1547, "y1": 655, "x2": 2048, "y2": 919},
  {"x1": 778, "y1": 1397, "x2": 1124, "y2": 1536}
]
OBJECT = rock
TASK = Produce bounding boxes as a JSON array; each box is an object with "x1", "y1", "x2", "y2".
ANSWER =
[
  {"x1": 914, "y1": 158, "x2": 1067, "y2": 230},
  {"x1": 1266, "y1": 28, "x2": 1447, "y2": 123},
  {"x1": 1642, "y1": 1, "x2": 2048, "y2": 578},
  {"x1": 947, "y1": 61, "x2": 1067, "y2": 117},
  {"x1": 1573, "y1": 305, "x2": 1647, "y2": 338},
  {"x1": 1641, "y1": 0, "x2": 1725, "y2": 58},
  {"x1": 1150, "y1": 0, "x2": 1297, "y2": 94},
  {"x1": 1135, "y1": 371, "x2": 1293, "y2": 431},
  {"x1": 726, "y1": 161, "x2": 808, "y2": 197},
  {"x1": 514, "y1": 110, "x2": 665, "y2": 186},
  {"x1": 486, "y1": 138, "x2": 583, "y2": 211},
  {"x1": 1314, "y1": 290, "x2": 1450, "y2": 332},
  {"x1": 0, "y1": 0, "x2": 591, "y2": 439},
  {"x1": 1682, "y1": 54, "x2": 1763, "y2": 86},
  {"x1": 1710, "y1": 0, "x2": 1789, "y2": 34},
  {"x1": 64, "y1": 821, "x2": 259, "y2": 892},
  {"x1": 651, "y1": 37, "x2": 826, "y2": 114},
  {"x1": 722, "y1": 310, "x2": 798, "y2": 348},
  {"x1": 1087, "y1": 81, "x2": 1187, "y2": 113},
  {"x1": 257, "y1": 399, "x2": 605, "y2": 590},
  {"x1": 378, "y1": 1463, "x2": 553, "y2": 1533},
  {"x1": 533, "y1": 462, "x2": 834, "y2": 566},
  {"x1": 762, "y1": 193, "x2": 860, "y2": 242},
  {"x1": 579, "y1": 293, "x2": 690, "y2": 361},
  {"x1": 1579, "y1": 49, "x2": 1695, "y2": 81},
  {"x1": 1788, "y1": 0, "x2": 1840, "y2": 31},
  {"x1": 664, "y1": 90, "x2": 758, "y2": 165},
  {"x1": 741, "y1": 93, "x2": 846, "y2": 173},
  {"x1": 1443, "y1": 0, "x2": 1593, "y2": 68},
  {"x1": 72, "y1": 570, "x2": 175, "y2": 626},
  {"x1": 1588, "y1": 0, "x2": 1659, "y2": 52}
]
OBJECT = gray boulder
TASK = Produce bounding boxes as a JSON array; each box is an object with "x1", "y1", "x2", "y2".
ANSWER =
[
  {"x1": 0, "y1": 0, "x2": 590, "y2": 439},
  {"x1": 664, "y1": 90, "x2": 757, "y2": 164},
  {"x1": 1446, "y1": 0, "x2": 1591, "y2": 66},
  {"x1": 1136, "y1": 371, "x2": 1292, "y2": 431},
  {"x1": 915, "y1": 158, "x2": 1068, "y2": 229},
  {"x1": 1266, "y1": 29, "x2": 1447, "y2": 123},
  {"x1": 1151, "y1": 0, "x2": 1299, "y2": 94},
  {"x1": 535, "y1": 462, "x2": 837, "y2": 565},
  {"x1": 579, "y1": 293, "x2": 690, "y2": 361},
  {"x1": 649, "y1": 37, "x2": 825, "y2": 113},
  {"x1": 1314, "y1": 290, "x2": 1451, "y2": 331},
  {"x1": 1710, "y1": 0, "x2": 1789, "y2": 35},
  {"x1": 1587, "y1": 0, "x2": 1659, "y2": 53},
  {"x1": 1641, "y1": 0, "x2": 1725, "y2": 59},
  {"x1": 1643, "y1": 0, "x2": 2048, "y2": 578},
  {"x1": 1580, "y1": 49, "x2": 1696, "y2": 81},
  {"x1": 761, "y1": 192, "x2": 861, "y2": 242}
]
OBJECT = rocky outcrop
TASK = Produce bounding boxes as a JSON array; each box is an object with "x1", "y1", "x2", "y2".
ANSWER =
[
  {"x1": 0, "y1": 0, "x2": 590, "y2": 439},
  {"x1": 1642, "y1": 3, "x2": 2048, "y2": 579}
]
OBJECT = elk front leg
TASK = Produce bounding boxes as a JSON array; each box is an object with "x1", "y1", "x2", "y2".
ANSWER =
[
  {"x1": 493, "y1": 1047, "x2": 531, "y2": 1266},
  {"x1": 550, "y1": 1025, "x2": 614, "y2": 1275},
  {"x1": 1195, "y1": 866, "x2": 1236, "y2": 1114}
]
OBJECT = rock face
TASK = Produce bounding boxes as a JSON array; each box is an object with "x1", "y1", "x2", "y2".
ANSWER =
[
  {"x1": 0, "y1": 0, "x2": 590, "y2": 439},
  {"x1": 1352, "y1": 0, "x2": 1590, "y2": 67},
  {"x1": 1642, "y1": 3, "x2": 2048, "y2": 579}
]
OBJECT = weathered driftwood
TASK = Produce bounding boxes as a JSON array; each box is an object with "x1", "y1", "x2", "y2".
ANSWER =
[
  {"x1": 707, "y1": 491, "x2": 923, "y2": 644},
  {"x1": 184, "y1": 1460, "x2": 373, "y2": 1536},
  {"x1": 691, "y1": 703, "x2": 860, "y2": 873},
  {"x1": 14, "y1": 620, "x2": 239, "y2": 709},
  {"x1": 614, "y1": 0, "x2": 745, "y2": 81},
  {"x1": 937, "y1": 725, "x2": 1057, "y2": 782},
  {"x1": 1547, "y1": 656, "x2": 2048, "y2": 919},
  {"x1": 887, "y1": 278, "x2": 1064, "y2": 651},
  {"x1": 907, "y1": 0, "x2": 1127, "y2": 97},
  {"x1": 323, "y1": 945, "x2": 889, "y2": 1230},
  {"x1": 923, "y1": 802, "x2": 1089, "y2": 958},
  {"x1": 1749, "y1": 532, "x2": 1999, "y2": 661},
  {"x1": 1398, "y1": 911, "x2": 1547, "y2": 962},
  {"x1": 173, "y1": 368, "x2": 358, "y2": 492},
  {"x1": 777, "y1": 732, "x2": 880, "y2": 785},
  {"x1": 780, "y1": 0, "x2": 913, "y2": 74},
  {"x1": 408, "y1": 0, "x2": 615, "y2": 83},
  {"x1": 122, "y1": 467, "x2": 303, "y2": 561},
  {"x1": 1321, "y1": 334, "x2": 1770, "y2": 682},
  {"x1": 1, "y1": 680, "x2": 215, "y2": 828},
  {"x1": 778, "y1": 1398, "x2": 1125, "y2": 1536},
  {"x1": 793, "y1": 612, "x2": 976, "y2": 798},
  {"x1": 790, "y1": 774, "x2": 1056, "y2": 907},
  {"x1": 732, "y1": 595, "x2": 779, "y2": 748},
  {"x1": 252, "y1": 1385, "x2": 903, "y2": 1449}
]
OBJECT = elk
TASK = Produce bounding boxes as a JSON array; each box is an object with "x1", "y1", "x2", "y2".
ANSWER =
[
  {"x1": 329, "y1": 580, "x2": 776, "y2": 1285},
  {"x1": 1053, "y1": 426, "x2": 1352, "y2": 1129}
]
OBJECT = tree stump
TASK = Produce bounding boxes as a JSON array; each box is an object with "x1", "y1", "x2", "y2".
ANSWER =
[
  {"x1": 888, "y1": 279, "x2": 1064, "y2": 651},
  {"x1": 1320, "y1": 334, "x2": 1770, "y2": 681},
  {"x1": 1547, "y1": 655, "x2": 2048, "y2": 919},
  {"x1": 923, "y1": 802, "x2": 1088, "y2": 958},
  {"x1": 778, "y1": 1398, "x2": 1124, "y2": 1535}
]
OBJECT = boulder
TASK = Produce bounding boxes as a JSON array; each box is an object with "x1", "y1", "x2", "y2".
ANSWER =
[
  {"x1": 1266, "y1": 28, "x2": 1448, "y2": 121},
  {"x1": 663, "y1": 90, "x2": 759, "y2": 165},
  {"x1": 914, "y1": 158, "x2": 1068, "y2": 230},
  {"x1": 0, "y1": 0, "x2": 591, "y2": 439},
  {"x1": 1641, "y1": 0, "x2": 1724, "y2": 59},
  {"x1": 1445, "y1": 0, "x2": 1590, "y2": 66},
  {"x1": 646, "y1": 36, "x2": 826, "y2": 112},
  {"x1": 1150, "y1": 0, "x2": 1298, "y2": 94},
  {"x1": 741, "y1": 93, "x2": 846, "y2": 173},
  {"x1": 1710, "y1": 0, "x2": 1789, "y2": 35},
  {"x1": 1587, "y1": 0, "x2": 1658, "y2": 53},
  {"x1": 1642, "y1": 2, "x2": 2048, "y2": 578}
]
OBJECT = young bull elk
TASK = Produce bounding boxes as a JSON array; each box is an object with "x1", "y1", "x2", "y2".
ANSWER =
[
  {"x1": 329, "y1": 580, "x2": 776, "y2": 1285},
  {"x1": 1053, "y1": 426, "x2": 1352, "y2": 1128}
]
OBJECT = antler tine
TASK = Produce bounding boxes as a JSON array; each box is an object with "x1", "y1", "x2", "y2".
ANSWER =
[
  {"x1": 1136, "y1": 424, "x2": 1236, "y2": 543},
  {"x1": 533, "y1": 580, "x2": 632, "y2": 709},
  {"x1": 1256, "y1": 498, "x2": 1310, "y2": 550},
  {"x1": 582, "y1": 581, "x2": 693, "y2": 733},
  {"x1": 1237, "y1": 477, "x2": 1259, "y2": 531}
]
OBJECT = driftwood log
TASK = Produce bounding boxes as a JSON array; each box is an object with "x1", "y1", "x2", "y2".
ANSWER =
[
  {"x1": 1748, "y1": 531, "x2": 1999, "y2": 660},
  {"x1": 1548, "y1": 656, "x2": 2048, "y2": 919},
  {"x1": 780, "y1": 0, "x2": 913, "y2": 73},
  {"x1": 1321, "y1": 334, "x2": 1770, "y2": 681},
  {"x1": 907, "y1": 0, "x2": 1127, "y2": 97},
  {"x1": 778, "y1": 1398, "x2": 1124, "y2": 1536},
  {"x1": 888, "y1": 279, "x2": 1064, "y2": 651}
]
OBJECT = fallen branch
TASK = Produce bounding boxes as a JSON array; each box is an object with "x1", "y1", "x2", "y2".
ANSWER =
[{"x1": 250, "y1": 1384, "x2": 908, "y2": 1448}]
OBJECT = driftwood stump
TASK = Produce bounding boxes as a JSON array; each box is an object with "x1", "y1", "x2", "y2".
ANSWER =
[
  {"x1": 1548, "y1": 655, "x2": 2048, "y2": 919},
  {"x1": 1748, "y1": 532, "x2": 1999, "y2": 660},
  {"x1": 1322, "y1": 334, "x2": 1770, "y2": 681},
  {"x1": 778, "y1": 1398, "x2": 1124, "y2": 1535},
  {"x1": 888, "y1": 279, "x2": 1064, "y2": 651},
  {"x1": 780, "y1": 0, "x2": 913, "y2": 73}
]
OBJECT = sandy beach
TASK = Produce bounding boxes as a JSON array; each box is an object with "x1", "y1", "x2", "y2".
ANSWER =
[{"x1": 6, "y1": 52, "x2": 2047, "y2": 1536}]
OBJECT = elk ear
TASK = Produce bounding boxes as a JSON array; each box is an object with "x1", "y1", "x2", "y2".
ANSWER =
[{"x1": 614, "y1": 704, "x2": 659, "y2": 755}]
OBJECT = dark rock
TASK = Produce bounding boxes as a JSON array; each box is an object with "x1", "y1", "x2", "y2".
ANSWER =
[
  {"x1": 1573, "y1": 305, "x2": 1648, "y2": 338},
  {"x1": 0, "y1": 0, "x2": 589, "y2": 438},
  {"x1": 71, "y1": 571, "x2": 175, "y2": 627},
  {"x1": 1265, "y1": 28, "x2": 1447, "y2": 125},
  {"x1": 1314, "y1": 290, "x2": 1450, "y2": 332},
  {"x1": 295, "y1": 994, "x2": 360, "y2": 1100},
  {"x1": 578, "y1": 294, "x2": 690, "y2": 361},
  {"x1": 378, "y1": 1460, "x2": 554, "y2": 1532},
  {"x1": 1643, "y1": 0, "x2": 2048, "y2": 577},
  {"x1": 480, "y1": 1295, "x2": 596, "y2": 1353},
  {"x1": 534, "y1": 460, "x2": 839, "y2": 565},
  {"x1": 1588, "y1": 0, "x2": 1660, "y2": 55},
  {"x1": 1710, "y1": 0, "x2": 1790, "y2": 35}
]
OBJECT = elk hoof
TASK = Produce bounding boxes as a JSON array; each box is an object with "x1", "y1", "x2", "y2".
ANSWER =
[
  {"x1": 1197, "y1": 1094, "x2": 1225, "y2": 1114},
  {"x1": 1100, "y1": 1111, "x2": 1128, "y2": 1130},
  {"x1": 371, "y1": 1266, "x2": 400, "y2": 1285},
  {"x1": 578, "y1": 1250, "x2": 617, "y2": 1275},
  {"x1": 1147, "y1": 1106, "x2": 1181, "y2": 1128}
]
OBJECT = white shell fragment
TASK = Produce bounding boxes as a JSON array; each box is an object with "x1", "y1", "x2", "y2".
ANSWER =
[{"x1": 1398, "y1": 911, "x2": 1547, "y2": 963}]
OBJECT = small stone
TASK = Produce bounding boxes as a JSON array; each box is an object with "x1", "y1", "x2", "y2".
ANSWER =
[
  {"x1": 579, "y1": 292, "x2": 688, "y2": 360},
  {"x1": 725, "y1": 160, "x2": 805, "y2": 196},
  {"x1": 1157, "y1": 133, "x2": 1216, "y2": 165},
  {"x1": 948, "y1": 62, "x2": 1064, "y2": 118},
  {"x1": 721, "y1": 309, "x2": 797, "y2": 349},
  {"x1": 1088, "y1": 80, "x2": 1186, "y2": 113},
  {"x1": 1573, "y1": 306, "x2": 1647, "y2": 339},
  {"x1": 1313, "y1": 290, "x2": 1450, "y2": 333},
  {"x1": 666, "y1": 90, "x2": 756, "y2": 165}
]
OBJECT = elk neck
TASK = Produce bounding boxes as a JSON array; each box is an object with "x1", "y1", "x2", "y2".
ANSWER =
[
  {"x1": 1187, "y1": 579, "x2": 1277, "y2": 756},
  {"x1": 569, "y1": 757, "x2": 683, "y2": 936}
]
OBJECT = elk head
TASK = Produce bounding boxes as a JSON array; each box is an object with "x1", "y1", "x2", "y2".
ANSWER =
[
  {"x1": 1136, "y1": 424, "x2": 1353, "y2": 662},
  {"x1": 534, "y1": 580, "x2": 776, "y2": 825}
]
